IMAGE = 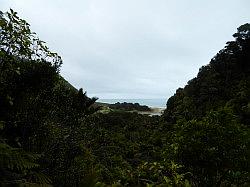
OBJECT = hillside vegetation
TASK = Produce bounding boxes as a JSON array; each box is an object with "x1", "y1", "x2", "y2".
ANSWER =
[{"x1": 0, "y1": 10, "x2": 249, "y2": 186}]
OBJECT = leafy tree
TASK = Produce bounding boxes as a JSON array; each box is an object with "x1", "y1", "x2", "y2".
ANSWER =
[
  {"x1": 1, "y1": 8, "x2": 250, "y2": 187},
  {"x1": 0, "y1": 9, "x2": 62, "y2": 69},
  {"x1": 169, "y1": 108, "x2": 249, "y2": 186},
  {"x1": 0, "y1": 9, "x2": 97, "y2": 186},
  {"x1": 0, "y1": 9, "x2": 63, "y2": 185},
  {"x1": 163, "y1": 23, "x2": 250, "y2": 186}
]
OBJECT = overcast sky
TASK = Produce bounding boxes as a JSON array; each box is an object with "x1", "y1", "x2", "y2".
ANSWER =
[{"x1": 1, "y1": 0, "x2": 250, "y2": 99}]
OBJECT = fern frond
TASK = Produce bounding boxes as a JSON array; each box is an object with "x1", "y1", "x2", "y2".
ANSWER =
[{"x1": 0, "y1": 142, "x2": 40, "y2": 171}]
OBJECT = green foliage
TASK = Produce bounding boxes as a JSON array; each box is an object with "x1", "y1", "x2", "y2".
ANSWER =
[
  {"x1": 80, "y1": 111, "x2": 161, "y2": 185},
  {"x1": 135, "y1": 161, "x2": 192, "y2": 186},
  {"x1": 162, "y1": 23, "x2": 250, "y2": 186},
  {"x1": 0, "y1": 9, "x2": 62, "y2": 69},
  {"x1": 168, "y1": 108, "x2": 249, "y2": 186},
  {"x1": 108, "y1": 102, "x2": 151, "y2": 112},
  {"x1": 164, "y1": 23, "x2": 250, "y2": 125},
  {"x1": 0, "y1": 143, "x2": 39, "y2": 171},
  {"x1": 1, "y1": 8, "x2": 249, "y2": 187},
  {"x1": 0, "y1": 9, "x2": 97, "y2": 186}
]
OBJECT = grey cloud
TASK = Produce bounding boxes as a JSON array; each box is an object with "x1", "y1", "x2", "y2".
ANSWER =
[{"x1": 1, "y1": 0, "x2": 250, "y2": 99}]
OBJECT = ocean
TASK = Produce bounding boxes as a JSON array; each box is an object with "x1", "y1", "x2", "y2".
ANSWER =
[{"x1": 98, "y1": 98, "x2": 167, "y2": 108}]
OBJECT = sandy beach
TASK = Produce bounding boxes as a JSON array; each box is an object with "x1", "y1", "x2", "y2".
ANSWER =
[{"x1": 137, "y1": 107, "x2": 165, "y2": 116}]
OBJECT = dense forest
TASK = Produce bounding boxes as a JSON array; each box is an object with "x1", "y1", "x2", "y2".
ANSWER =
[
  {"x1": 0, "y1": 10, "x2": 249, "y2": 186},
  {"x1": 106, "y1": 102, "x2": 151, "y2": 112}
]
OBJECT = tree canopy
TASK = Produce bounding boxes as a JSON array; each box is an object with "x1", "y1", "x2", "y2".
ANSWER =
[{"x1": 0, "y1": 9, "x2": 249, "y2": 187}]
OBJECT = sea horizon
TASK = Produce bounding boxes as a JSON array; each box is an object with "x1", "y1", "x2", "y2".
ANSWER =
[{"x1": 98, "y1": 98, "x2": 167, "y2": 108}]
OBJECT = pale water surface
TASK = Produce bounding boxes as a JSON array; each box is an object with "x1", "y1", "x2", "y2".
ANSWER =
[{"x1": 98, "y1": 99, "x2": 167, "y2": 108}]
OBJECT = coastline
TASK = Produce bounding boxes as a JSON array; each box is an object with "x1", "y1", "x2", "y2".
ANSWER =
[
  {"x1": 137, "y1": 107, "x2": 165, "y2": 116},
  {"x1": 96, "y1": 101, "x2": 166, "y2": 116}
]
